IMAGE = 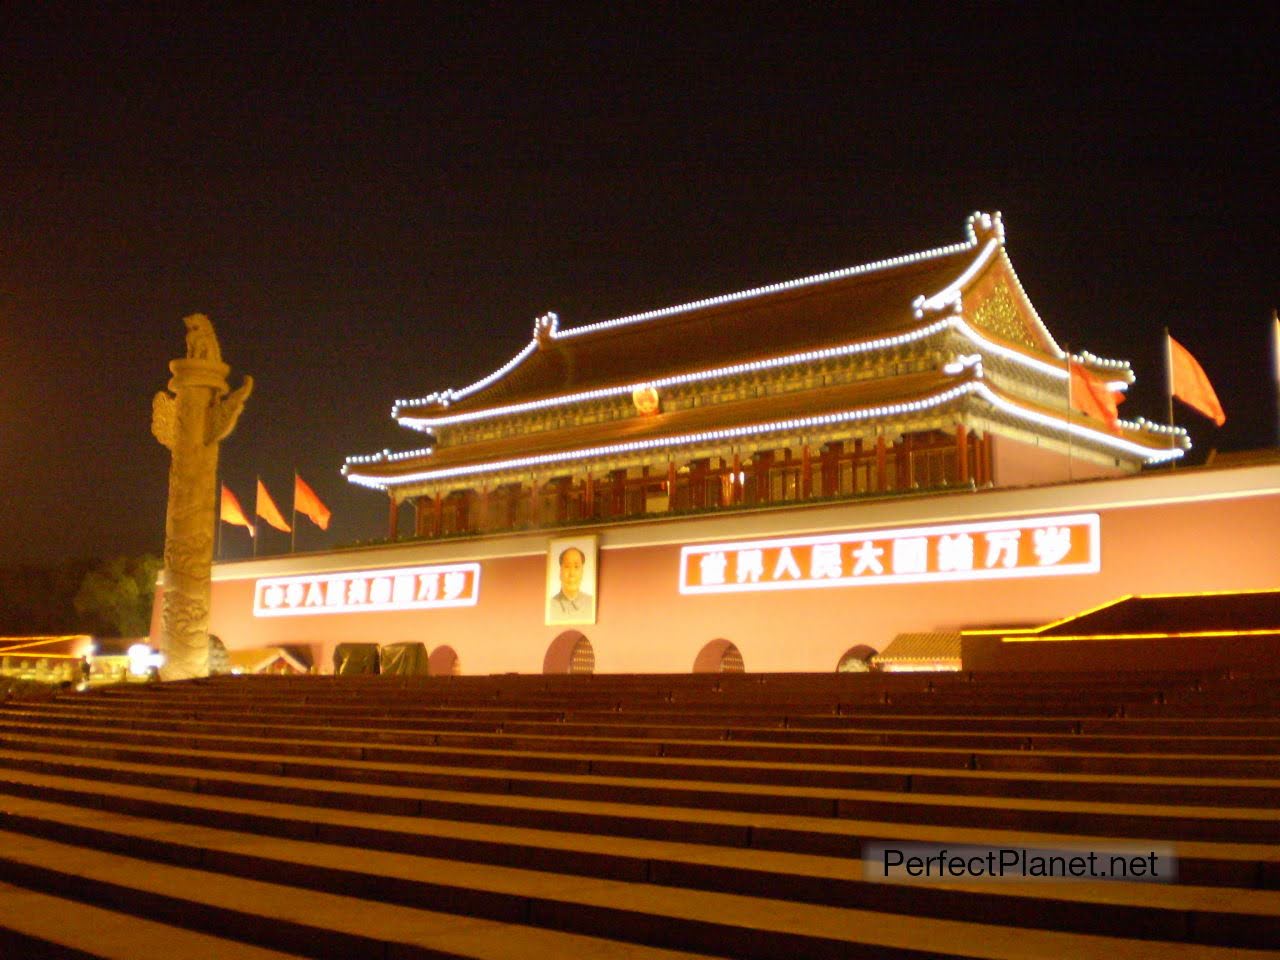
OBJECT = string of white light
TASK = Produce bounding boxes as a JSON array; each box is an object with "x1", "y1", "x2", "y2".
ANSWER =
[{"x1": 344, "y1": 377, "x2": 1183, "y2": 490}]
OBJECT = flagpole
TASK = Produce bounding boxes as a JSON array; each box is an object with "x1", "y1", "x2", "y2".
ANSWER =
[
  {"x1": 291, "y1": 469, "x2": 298, "y2": 554},
  {"x1": 1064, "y1": 346, "x2": 1073, "y2": 482},
  {"x1": 1163, "y1": 327, "x2": 1176, "y2": 468},
  {"x1": 1272, "y1": 309, "x2": 1280, "y2": 447},
  {"x1": 254, "y1": 475, "x2": 261, "y2": 558}
]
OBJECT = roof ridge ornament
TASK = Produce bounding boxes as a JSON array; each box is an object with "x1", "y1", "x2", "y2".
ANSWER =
[
  {"x1": 534, "y1": 311, "x2": 559, "y2": 346},
  {"x1": 966, "y1": 211, "x2": 1005, "y2": 246}
]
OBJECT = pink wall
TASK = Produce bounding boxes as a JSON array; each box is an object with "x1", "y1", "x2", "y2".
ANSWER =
[
  {"x1": 159, "y1": 465, "x2": 1279, "y2": 675},
  {"x1": 991, "y1": 434, "x2": 1124, "y2": 488}
]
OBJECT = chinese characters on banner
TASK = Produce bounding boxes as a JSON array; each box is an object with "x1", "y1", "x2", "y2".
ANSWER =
[
  {"x1": 254, "y1": 562, "x2": 480, "y2": 617},
  {"x1": 679, "y1": 514, "x2": 1099, "y2": 594}
]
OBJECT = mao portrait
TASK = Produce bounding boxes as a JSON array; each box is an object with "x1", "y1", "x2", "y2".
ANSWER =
[{"x1": 546, "y1": 536, "x2": 597, "y2": 625}]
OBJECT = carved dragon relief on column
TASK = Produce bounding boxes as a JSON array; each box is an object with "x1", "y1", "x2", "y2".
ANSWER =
[{"x1": 152, "y1": 314, "x2": 253, "y2": 679}]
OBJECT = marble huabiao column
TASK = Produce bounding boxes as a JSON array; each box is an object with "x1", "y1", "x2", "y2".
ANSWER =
[{"x1": 151, "y1": 315, "x2": 253, "y2": 680}]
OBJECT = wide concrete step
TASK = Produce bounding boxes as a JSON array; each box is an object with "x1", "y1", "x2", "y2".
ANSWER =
[
  {"x1": 13, "y1": 703, "x2": 1280, "y2": 755},
  {"x1": 1, "y1": 804, "x2": 1277, "y2": 957},
  {"x1": 3, "y1": 721, "x2": 1278, "y2": 809},
  {"x1": 4, "y1": 766, "x2": 1280, "y2": 938},
  {"x1": 7, "y1": 674, "x2": 1277, "y2": 956},
  {"x1": 0, "y1": 880, "x2": 308, "y2": 960},
  {"x1": 81, "y1": 692, "x2": 1151, "y2": 717},
  {"x1": 25, "y1": 691, "x2": 1280, "y2": 734},
  {"x1": 2, "y1": 742, "x2": 1278, "y2": 857},
  {"x1": 0, "y1": 831, "x2": 725, "y2": 960},
  {"x1": 87, "y1": 686, "x2": 1162, "y2": 716},
  {"x1": 6, "y1": 714, "x2": 1280, "y2": 781}
]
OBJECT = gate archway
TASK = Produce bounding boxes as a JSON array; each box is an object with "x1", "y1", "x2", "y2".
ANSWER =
[
  {"x1": 429, "y1": 645, "x2": 461, "y2": 676},
  {"x1": 544, "y1": 631, "x2": 595, "y2": 675},
  {"x1": 693, "y1": 638, "x2": 745, "y2": 674},
  {"x1": 836, "y1": 644, "x2": 877, "y2": 672}
]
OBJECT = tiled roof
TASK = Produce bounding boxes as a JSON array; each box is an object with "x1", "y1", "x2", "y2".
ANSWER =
[
  {"x1": 401, "y1": 245, "x2": 981, "y2": 416},
  {"x1": 873, "y1": 632, "x2": 963, "y2": 663}
]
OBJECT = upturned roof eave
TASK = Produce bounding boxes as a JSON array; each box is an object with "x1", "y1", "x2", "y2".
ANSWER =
[
  {"x1": 345, "y1": 373, "x2": 1185, "y2": 491},
  {"x1": 391, "y1": 216, "x2": 1002, "y2": 423}
]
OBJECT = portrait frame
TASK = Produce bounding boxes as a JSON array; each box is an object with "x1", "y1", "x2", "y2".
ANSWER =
[{"x1": 545, "y1": 535, "x2": 599, "y2": 626}]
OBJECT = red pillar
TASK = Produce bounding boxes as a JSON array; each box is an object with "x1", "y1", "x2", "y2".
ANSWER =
[
  {"x1": 731, "y1": 451, "x2": 742, "y2": 504},
  {"x1": 875, "y1": 435, "x2": 887, "y2": 492},
  {"x1": 667, "y1": 461, "x2": 678, "y2": 511},
  {"x1": 611, "y1": 470, "x2": 626, "y2": 517},
  {"x1": 801, "y1": 445, "x2": 812, "y2": 499},
  {"x1": 584, "y1": 472, "x2": 594, "y2": 519},
  {"x1": 432, "y1": 491, "x2": 443, "y2": 537},
  {"x1": 755, "y1": 451, "x2": 771, "y2": 503},
  {"x1": 956, "y1": 423, "x2": 969, "y2": 484},
  {"x1": 690, "y1": 460, "x2": 707, "y2": 509},
  {"x1": 387, "y1": 495, "x2": 399, "y2": 541}
]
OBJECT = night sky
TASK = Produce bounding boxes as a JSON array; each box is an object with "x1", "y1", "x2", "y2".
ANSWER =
[{"x1": 2, "y1": 7, "x2": 1276, "y2": 564}]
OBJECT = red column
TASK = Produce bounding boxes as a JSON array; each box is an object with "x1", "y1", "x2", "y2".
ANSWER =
[
  {"x1": 731, "y1": 451, "x2": 741, "y2": 504},
  {"x1": 612, "y1": 470, "x2": 625, "y2": 517},
  {"x1": 584, "y1": 472, "x2": 594, "y2": 519},
  {"x1": 555, "y1": 481, "x2": 567, "y2": 523},
  {"x1": 387, "y1": 495, "x2": 399, "y2": 541},
  {"x1": 432, "y1": 491, "x2": 443, "y2": 537},
  {"x1": 690, "y1": 460, "x2": 707, "y2": 509},
  {"x1": 667, "y1": 461, "x2": 677, "y2": 511},
  {"x1": 478, "y1": 485, "x2": 489, "y2": 531},
  {"x1": 956, "y1": 423, "x2": 969, "y2": 484},
  {"x1": 801, "y1": 445, "x2": 812, "y2": 498},
  {"x1": 755, "y1": 452, "x2": 771, "y2": 503}
]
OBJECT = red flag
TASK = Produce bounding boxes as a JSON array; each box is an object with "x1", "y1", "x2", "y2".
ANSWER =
[
  {"x1": 256, "y1": 479, "x2": 292, "y2": 533},
  {"x1": 294, "y1": 473, "x2": 332, "y2": 531},
  {"x1": 1169, "y1": 334, "x2": 1226, "y2": 426},
  {"x1": 220, "y1": 484, "x2": 255, "y2": 537},
  {"x1": 1068, "y1": 361, "x2": 1121, "y2": 435}
]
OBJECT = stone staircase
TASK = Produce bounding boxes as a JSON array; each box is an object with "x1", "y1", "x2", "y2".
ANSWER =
[{"x1": 0, "y1": 671, "x2": 1277, "y2": 958}]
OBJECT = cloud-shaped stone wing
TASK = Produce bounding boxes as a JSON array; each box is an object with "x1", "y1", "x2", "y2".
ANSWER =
[
  {"x1": 151, "y1": 391, "x2": 176, "y2": 450},
  {"x1": 208, "y1": 375, "x2": 254, "y2": 445}
]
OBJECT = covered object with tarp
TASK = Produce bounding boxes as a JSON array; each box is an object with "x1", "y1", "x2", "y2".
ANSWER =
[
  {"x1": 379, "y1": 641, "x2": 429, "y2": 675},
  {"x1": 333, "y1": 642, "x2": 380, "y2": 675}
]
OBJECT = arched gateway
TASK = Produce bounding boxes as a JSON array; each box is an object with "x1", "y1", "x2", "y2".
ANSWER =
[
  {"x1": 693, "y1": 639, "x2": 745, "y2": 674},
  {"x1": 544, "y1": 631, "x2": 595, "y2": 675}
]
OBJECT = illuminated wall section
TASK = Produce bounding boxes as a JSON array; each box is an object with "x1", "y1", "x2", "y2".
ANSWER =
[
  {"x1": 253, "y1": 562, "x2": 480, "y2": 617},
  {"x1": 187, "y1": 462, "x2": 1280, "y2": 675},
  {"x1": 679, "y1": 514, "x2": 1098, "y2": 594}
]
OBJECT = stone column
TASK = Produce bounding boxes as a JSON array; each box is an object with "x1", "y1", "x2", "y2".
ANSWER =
[{"x1": 152, "y1": 315, "x2": 252, "y2": 680}]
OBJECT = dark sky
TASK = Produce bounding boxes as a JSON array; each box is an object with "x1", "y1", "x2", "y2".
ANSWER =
[{"x1": 2, "y1": 7, "x2": 1277, "y2": 564}]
